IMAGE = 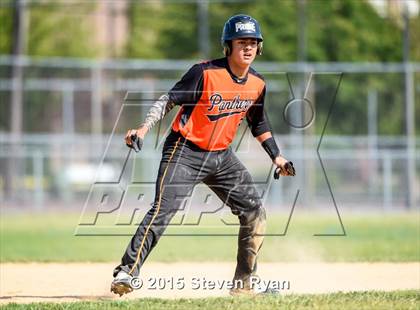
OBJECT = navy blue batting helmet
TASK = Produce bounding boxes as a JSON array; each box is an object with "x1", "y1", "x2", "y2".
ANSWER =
[{"x1": 221, "y1": 14, "x2": 263, "y2": 56}]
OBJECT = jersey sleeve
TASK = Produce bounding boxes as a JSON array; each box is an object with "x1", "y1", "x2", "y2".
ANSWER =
[
  {"x1": 246, "y1": 86, "x2": 272, "y2": 137},
  {"x1": 168, "y1": 63, "x2": 204, "y2": 106}
]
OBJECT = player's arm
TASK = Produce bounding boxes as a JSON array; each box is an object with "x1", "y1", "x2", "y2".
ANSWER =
[
  {"x1": 125, "y1": 94, "x2": 175, "y2": 148},
  {"x1": 246, "y1": 87, "x2": 294, "y2": 176},
  {"x1": 125, "y1": 64, "x2": 203, "y2": 150},
  {"x1": 255, "y1": 132, "x2": 294, "y2": 177}
]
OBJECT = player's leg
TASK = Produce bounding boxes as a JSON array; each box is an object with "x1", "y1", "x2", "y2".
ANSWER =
[
  {"x1": 111, "y1": 135, "x2": 209, "y2": 295},
  {"x1": 204, "y1": 148, "x2": 266, "y2": 294}
]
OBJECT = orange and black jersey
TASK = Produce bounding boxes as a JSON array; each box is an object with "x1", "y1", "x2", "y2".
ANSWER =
[{"x1": 168, "y1": 57, "x2": 271, "y2": 151}]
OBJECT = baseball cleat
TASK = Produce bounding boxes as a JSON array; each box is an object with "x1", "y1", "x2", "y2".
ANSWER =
[{"x1": 110, "y1": 271, "x2": 134, "y2": 297}]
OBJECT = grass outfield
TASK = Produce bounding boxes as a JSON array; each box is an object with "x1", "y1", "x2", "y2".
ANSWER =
[
  {"x1": 0, "y1": 212, "x2": 419, "y2": 262},
  {"x1": 1, "y1": 291, "x2": 419, "y2": 310}
]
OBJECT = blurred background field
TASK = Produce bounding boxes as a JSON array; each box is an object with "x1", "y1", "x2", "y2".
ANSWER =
[
  {"x1": 1, "y1": 212, "x2": 418, "y2": 262},
  {"x1": 0, "y1": 0, "x2": 419, "y2": 211}
]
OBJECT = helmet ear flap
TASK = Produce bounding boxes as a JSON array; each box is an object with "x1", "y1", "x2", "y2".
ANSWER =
[
  {"x1": 223, "y1": 41, "x2": 232, "y2": 56},
  {"x1": 257, "y1": 41, "x2": 263, "y2": 56}
]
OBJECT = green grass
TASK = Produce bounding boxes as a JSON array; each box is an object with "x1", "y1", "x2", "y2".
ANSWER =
[
  {"x1": 0, "y1": 212, "x2": 419, "y2": 262},
  {"x1": 1, "y1": 291, "x2": 419, "y2": 310}
]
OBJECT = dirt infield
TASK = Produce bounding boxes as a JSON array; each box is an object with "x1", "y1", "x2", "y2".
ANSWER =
[{"x1": 0, "y1": 262, "x2": 419, "y2": 304}]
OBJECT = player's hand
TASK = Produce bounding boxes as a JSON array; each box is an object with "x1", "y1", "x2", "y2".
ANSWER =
[
  {"x1": 273, "y1": 156, "x2": 295, "y2": 179},
  {"x1": 125, "y1": 127, "x2": 147, "y2": 152}
]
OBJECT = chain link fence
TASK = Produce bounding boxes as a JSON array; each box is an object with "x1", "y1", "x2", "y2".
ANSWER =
[{"x1": 0, "y1": 56, "x2": 418, "y2": 210}]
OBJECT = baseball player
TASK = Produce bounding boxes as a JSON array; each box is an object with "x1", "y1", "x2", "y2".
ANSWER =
[{"x1": 111, "y1": 14, "x2": 295, "y2": 297}]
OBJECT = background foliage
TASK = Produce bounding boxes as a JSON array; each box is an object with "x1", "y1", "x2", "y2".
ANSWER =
[{"x1": 0, "y1": 0, "x2": 418, "y2": 134}]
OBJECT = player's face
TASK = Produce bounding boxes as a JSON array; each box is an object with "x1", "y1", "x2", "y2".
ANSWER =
[{"x1": 230, "y1": 38, "x2": 258, "y2": 66}]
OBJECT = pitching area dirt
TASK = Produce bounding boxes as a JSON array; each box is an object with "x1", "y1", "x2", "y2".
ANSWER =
[{"x1": 0, "y1": 262, "x2": 419, "y2": 304}]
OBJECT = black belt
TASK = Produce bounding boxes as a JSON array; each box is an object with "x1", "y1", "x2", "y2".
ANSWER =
[
  {"x1": 169, "y1": 130, "x2": 229, "y2": 153},
  {"x1": 169, "y1": 130, "x2": 207, "y2": 152}
]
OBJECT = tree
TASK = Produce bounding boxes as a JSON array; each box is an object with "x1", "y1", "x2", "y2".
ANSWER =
[
  {"x1": 126, "y1": 2, "x2": 165, "y2": 59},
  {"x1": 0, "y1": 1, "x2": 13, "y2": 54},
  {"x1": 307, "y1": 0, "x2": 402, "y2": 62},
  {"x1": 27, "y1": 2, "x2": 96, "y2": 57}
]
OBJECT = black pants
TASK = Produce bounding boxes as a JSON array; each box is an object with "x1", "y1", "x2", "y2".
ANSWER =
[{"x1": 113, "y1": 130, "x2": 266, "y2": 286}]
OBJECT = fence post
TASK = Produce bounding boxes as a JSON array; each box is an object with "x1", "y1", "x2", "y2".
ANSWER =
[
  {"x1": 91, "y1": 66, "x2": 102, "y2": 138},
  {"x1": 383, "y1": 152, "x2": 392, "y2": 211},
  {"x1": 404, "y1": 69, "x2": 415, "y2": 209},
  {"x1": 63, "y1": 85, "x2": 75, "y2": 135},
  {"x1": 367, "y1": 90, "x2": 378, "y2": 200},
  {"x1": 33, "y1": 149, "x2": 44, "y2": 210}
]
